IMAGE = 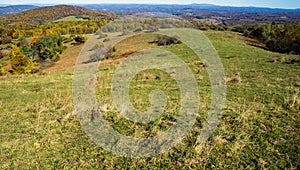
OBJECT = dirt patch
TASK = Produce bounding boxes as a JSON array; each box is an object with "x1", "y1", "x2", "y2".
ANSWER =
[
  {"x1": 269, "y1": 56, "x2": 282, "y2": 63},
  {"x1": 42, "y1": 33, "x2": 157, "y2": 73}
]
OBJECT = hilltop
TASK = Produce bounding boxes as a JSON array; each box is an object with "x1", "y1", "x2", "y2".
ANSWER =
[
  {"x1": 0, "y1": 30, "x2": 299, "y2": 169},
  {"x1": 0, "y1": 2, "x2": 299, "y2": 168},
  {"x1": 1, "y1": 5, "x2": 116, "y2": 25}
]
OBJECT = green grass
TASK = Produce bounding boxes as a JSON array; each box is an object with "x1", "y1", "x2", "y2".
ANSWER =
[
  {"x1": 55, "y1": 16, "x2": 88, "y2": 22},
  {"x1": 0, "y1": 30, "x2": 299, "y2": 169}
]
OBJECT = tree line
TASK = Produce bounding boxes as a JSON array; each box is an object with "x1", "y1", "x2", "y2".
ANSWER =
[
  {"x1": 235, "y1": 23, "x2": 300, "y2": 54},
  {"x1": 0, "y1": 19, "x2": 106, "y2": 75}
]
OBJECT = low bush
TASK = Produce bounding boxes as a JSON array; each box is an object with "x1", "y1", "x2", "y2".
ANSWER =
[
  {"x1": 0, "y1": 50, "x2": 4, "y2": 59},
  {"x1": 74, "y1": 35, "x2": 86, "y2": 44},
  {"x1": 152, "y1": 35, "x2": 181, "y2": 46}
]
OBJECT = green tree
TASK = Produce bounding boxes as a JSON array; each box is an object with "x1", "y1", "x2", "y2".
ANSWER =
[{"x1": 33, "y1": 35, "x2": 65, "y2": 60}]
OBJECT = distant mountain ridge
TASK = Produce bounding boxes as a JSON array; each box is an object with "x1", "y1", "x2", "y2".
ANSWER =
[
  {"x1": 0, "y1": 5, "x2": 38, "y2": 15},
  {"x1": 78, "y1": 3, "x2": 300, "y2": 13},
  {"x1": 0, "y1": 3, "x2": 299, "y2": 16},
  {"x1": 188, "y1": 3, "x2": 300, "y2": 12},
  {"x1": 0, "y1": 3, "x2": 299, "y2": 27}
]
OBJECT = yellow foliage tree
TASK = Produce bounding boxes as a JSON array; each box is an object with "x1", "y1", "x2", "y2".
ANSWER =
[
  {"x1": 45, "y1": 29, "x2": 54, "y2": 36},
  {"x1": 24, "y1": 59, "x2": 39, "y2": 74},
  {"x1": 9, "y1": 44, "x2": 37, "y2": 74},
  {"x1": 30, "y1": 35, "x2": 39, "y2": 47},
  {"x1": 0, "y1": 64, "x2": 6, "y2": 76}
]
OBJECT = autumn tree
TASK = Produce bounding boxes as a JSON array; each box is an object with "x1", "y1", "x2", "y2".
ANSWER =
[
  {"x1": 0, "y1": 34, "x2": 12, "y2": 45},
  {"x1": 0, "y1": 50, "x2": 4, "y2": 59},
  {"x1": 30, "y1": 35, "x2": 39, "y2": 47},
  {"x1": 242, "y1": 23, "x2": 300, "y2": 54},
  {"x1": 10, "y1": 45, "x2": 29, "y2": 74},
  {"x1": 33, "y1": 35, "x2": 65, "y2": 60}
]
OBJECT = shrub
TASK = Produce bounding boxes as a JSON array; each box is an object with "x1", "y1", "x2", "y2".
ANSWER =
[
  {"x1": 24, "y1": 59, "x2": 39, "y2": 74},
  {"x1": 11, "y1": 54, "x2": 28, "y2": 74},
  {"x1": 110, "y1": 46, "x2": 117, "y2": 53},
  {"x1": 152, "y1": 35, "x2": 181, "y2": 46},
  {"x1": 51, "y1": 52, "x2": 61, "y2": 62},
  {"x1": 0, "y1": 35, "x2": 12, "y2": 45},
  {"x1": 98, "y1": 34, "x2": 108, "y2": 39},
  {"x1": 21, "y1": 45, "x2": 33, "y2": 58},
  {"x1": 0, "y1": 50, "x2": 4, "y2": 59},
  {"x1": 103, "y1": 38, "x2": 110, "y2": 42},
  {"x1": 18, "y1": 38, "x2": 29, "y2": 47},
  {"x1": 30, "y1": 35, "x2": 39, "y2": 47},
  {"x1": 0, "y1": 64, "x2": 6, "y2": 75},
  {"x1": 133, "y1": 28, "x2": 143, "y2": 32},
  {"x1": 74, "y1": 35, "x2": 86, "y2": 44},
  {"x1": 63, "y1": 36, "x2": 74, "y2": 43},
  {"x1": 200, "y1": 27, "x2": 209, "y2": 31}
]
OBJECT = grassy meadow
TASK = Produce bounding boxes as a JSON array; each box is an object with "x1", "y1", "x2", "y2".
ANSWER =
[
  {"x1": 0, "y1": 30, "x2": 299, "y2": 169},
  {"x1": 55, "y1": 16, "x2": 89, "y2": 22}
]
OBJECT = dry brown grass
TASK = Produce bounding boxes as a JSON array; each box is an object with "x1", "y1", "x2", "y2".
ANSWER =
[
  {"x1": 42, "y1": 44, "x2": 84, "y2": 73},
  {"x1": 112, "y1": 33, "x2": 157, "y2": 59},
  {"x1": 226, "y1": 73, "x2": 242, "y2": 84},
  {"x1": 142, "y1": 73, "x2": 156, "y2": 80},
  {"x1": 284, "y1": 90, "x2": 300, "y2": 112}
]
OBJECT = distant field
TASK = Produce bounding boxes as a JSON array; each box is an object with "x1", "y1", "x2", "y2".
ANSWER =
[
  {"x1": 55, "y1": 16, "x2": 88, "y2": 22},
  {"x1": 0, "y1": 30, "x2": 299, "y2": 169}
]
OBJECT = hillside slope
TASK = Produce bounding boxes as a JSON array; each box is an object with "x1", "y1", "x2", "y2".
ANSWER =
[
  {"x1": 0, "y1": 30, "x2": 299, "y2": 169},
  {"x1": 1, "y1": 5, "x2": 115, "y2": 26}
]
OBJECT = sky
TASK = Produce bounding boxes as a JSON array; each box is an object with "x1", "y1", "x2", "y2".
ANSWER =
[{"x1": 0, "y1": 0, "x2": 299, "y2": 9}]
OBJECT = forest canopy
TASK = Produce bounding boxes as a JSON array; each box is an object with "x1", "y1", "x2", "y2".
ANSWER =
[{"x1": 0, "y1": 5, "x2": 114, "y2": 75}]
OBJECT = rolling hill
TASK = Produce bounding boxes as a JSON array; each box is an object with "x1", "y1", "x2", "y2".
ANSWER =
[
  {"x1": 1, "y1": 5, "x2": 116, "y2": 25},
  {"x1": 0, "y1": 30, "x2": 299, "y2": 169},
  {"x1": 0, "y1": 5, "x2": 38, "y2": 16},
  {"x1": 80, "y1": 3, "x2": 300, "y2": 13},
  {"x1": 0, "y1": 2, "x2": 299, "y2": 168}
]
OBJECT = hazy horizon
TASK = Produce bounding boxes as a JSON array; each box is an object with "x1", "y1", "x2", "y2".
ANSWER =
[{"x1": 0, "y1": 0, "x2": 299, "y2": 9}]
